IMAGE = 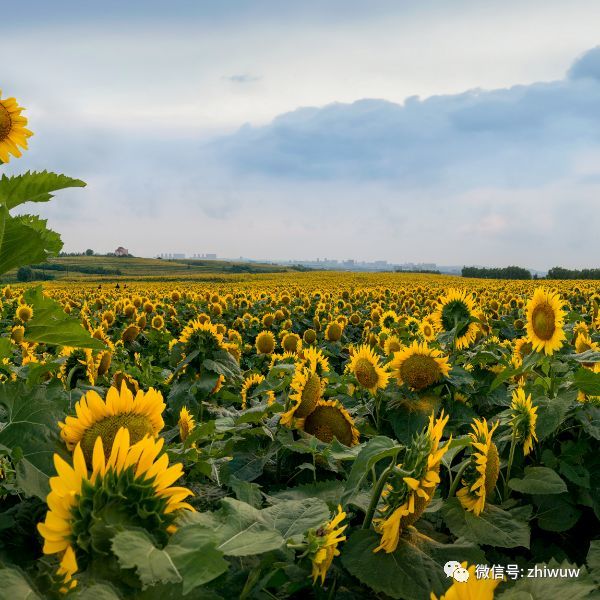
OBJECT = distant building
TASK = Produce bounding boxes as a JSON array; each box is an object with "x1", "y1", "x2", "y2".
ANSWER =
[
  {"x1": 192, "y1": 253, "x2": 217, "y2": 260},
  {"x1": 159, "y1": 253, "x2": 186, "y2": 259},
  {"x1": 115, "y1": 246, "x2": 129, "y2": 256}
]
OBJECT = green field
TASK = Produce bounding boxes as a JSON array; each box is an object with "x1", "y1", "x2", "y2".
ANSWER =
[{"x1": 4, "y1": 255, "x2": 301, "y2": 282}]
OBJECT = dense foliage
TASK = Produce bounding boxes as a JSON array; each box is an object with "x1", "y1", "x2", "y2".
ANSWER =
[{"x1": 462, "y1": 266, "x2": 532, "y2": 280}]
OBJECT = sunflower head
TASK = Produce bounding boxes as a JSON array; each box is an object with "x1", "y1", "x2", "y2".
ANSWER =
[
  {"x1": 432, "y1": 289, "x2": 478, "y2": 349},
  {"x1": 374, "y1": 411, "x2": 449, "y2": 553},
  {"x1": 301, "y1": 399, "x2": 360, "y2": 447},
  {"x1": 456, "y1": 418, "x2": 499, "y2": 516},
  {"x1": 178, "y1": 406, "x2": 196, "y2": 442},
  {"x1": 303, "y1": 329, "x2": 317, "y2": 345},
  {"x1": 525, "y1": 288, "x2": 566, "y2": 355},
  {"x1": 280, "y1": 367, "x2": 323, "y2": 426},
  {"x1": 37, "y1": 428, "x2": 194, "y2": 589},
  {"x1": 16, "y1": 304, "x2": 33, "y2": 322},
  {"x1": 325, "y1": 322, "x2": 343, "y2": 342},
  {"x1": 255, "y1": 330, "x2": 276, "y2": 355},
  {"x1": 282, "y1": 332, "x2": 302, "y2": 353},
  {"x1": 0, "y1": 90, "x2": 33, "y2": 163},
  {"x1": 391, "y1": 341, "x2": 450, "y2": 391},
  {"x1": 430, "y1": 563, "x2": 500, "y2": 600},
  {"x1": 510, "y1": 388, "x2": 538, "y2": 455},
  {"x1": 241, "y1": 373, "x2": 266, "y2": 409},
  {"x1": 383, "y1": 335, "x2": 403, "y2": 356},
  {"x1": 305, "y1": 506, "x2": 347, "y2": 585},
  {"x1": 59, "y1": 382, "x2": 165, "y2": 464},
  {"x1": 348, "y1": 344, "x2": 389, "y2": 393}
]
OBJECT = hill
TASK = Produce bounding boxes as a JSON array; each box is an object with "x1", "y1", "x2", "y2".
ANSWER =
[{"x1": 3, "y1": 256, "x2": 299, "y2": 282}]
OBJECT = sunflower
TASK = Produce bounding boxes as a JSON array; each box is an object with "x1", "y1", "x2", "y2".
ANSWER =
[
  {"x1": 419, "y1": 318, "x2": 436, "y2": 342},
  {"x1": 578, "y1": 363, "x2": 600, "y2": 405},
  {"x1": 16, "y1": 304, "x2": 33, "y2": 322},
  {"x1": 391, "y1": 341, "x2": 450, "y2": 391},
  {"x1": 430, "y1": 563, "x2": 500, "y2": 600},
  {"x1": 374, "y1": 411, "x2": 449, "y2": 553},
  {"x1": 241, "y1": 373, "x2": 266, "y2": 409},
  {"x1": 303, "y1": 328, "x2": 317, "y2": 345},
  {"x1": 431, "y1": 289, "x2": 478, "y2": 350},
  {"x1": 306, "y1": 506, "x2": 347, "y2": 585},
  {"x1": 513, "y1": 337, "x2": 534, "y2": 360},
  {"x1": 178, "y1": 319, "x2": 223, "y2": 348},
  {"x1": 525, "y1": 288, "x2": 566, "y2": 355},
  {"x1": 58, "y1": 347, "x2": 97, "y2": 388},
  {"x1": 325, "y1": 322, "x2": 343, "y2": 342},
  {"x1": 301, "y1": 399, "x2": 360, "y2": 447},
  {"x1": 456, "y1": 418, "x2": 499, "y2": 516},
  {"x1": 347, "y1": 344, "x2": 389, "y2": 393},
  {"x1": 0, "y1": 90, "x2": 33, "y2": 163},
  {"x1": 37, "y1": 428, "x2": 194, "y2": 591},
  {"x1": 11, "y1": 325, "x2": 25, "y2": 343},
  {"x1": 298, "y1": 346, "x2": 330, "y2": 378},
  {"x1": 178, "y1": 406, "x2": 195, "y2": 442},
  {"x1": 510, "y1": 388, "x2": 538, "y2": 456},
  {"x1": 282, "y1": 332, "x2": 302, "y2": 353},
  {"x1": 383, "y1": 334, "x2": 403, "y2": 356},
  {"x1": 280, "y1": 367, "x2": 323, "y2": 426},
  {"x1": 121, "y1": 324, "x2": 140, "y2": 343},
  {"x1": 113, "y1": 370, "x2": 140, "y2": 394},
  {"x1": 59, "y1": 382, "x2": 165, "y2": 463},
  {"x1": 255, "y1": 330, "x2": 276, "y2": 354},
  {"x1": 152, "y1": 315, "x2": 165, "y2": 330},
  {"x1": 379, "y1": 310, "x2": 399, "y2": 333}
]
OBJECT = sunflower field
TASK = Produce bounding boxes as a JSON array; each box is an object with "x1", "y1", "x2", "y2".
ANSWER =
[{"x1": 1, "y1": 94, "x2": 600, "y2": 600}]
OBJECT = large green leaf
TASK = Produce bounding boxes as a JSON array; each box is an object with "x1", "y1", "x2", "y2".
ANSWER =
[
  {"x1": 165, "y1": 526, "x2": 229, "y2": 595},
  {"x1": 262, "y1": 498, "x2": 330, "y2": 538},
  {"x1": 341, "y1": 436, "x2": 401, "y2": 505},
  {"x1": 533, "y1": 493, "x2": 581, "y2": 532},
  {"x1": 341, "y1": 528, "x2": 484, "y2": 600},
  {"x1": 497, "y1": 560, "x2": 596, "y2": 600},
  {"x1": 22, "y1": 286, "x2": 105, "y2": 349},
  {"x1": 72, "y1": 584, "x2": 122, "y2": 600},
  {"x1": 0, "y1": 171, "x2": 86, "y2": 209},
  {"x1": 573, "y1": 368, "x2": 600, "y2": 396},
  {"x1": 0, "y1": 209, "x2": 62, "y2": 275},
  {"x1": 112, "y1": 530, "x2": 182, "y2": 589},
  {"x1": 0, "y1": 568, "x2": 41, "y2": 599},
  {"x1": 442, "y1": 498, "x2": 530, "y2": 548},
  {"x1": 508, "y1": 467, "x2": 568, "y2": 495},
  {"x1": 0, "y1": 382, "x2": 68, "y2": 499}
]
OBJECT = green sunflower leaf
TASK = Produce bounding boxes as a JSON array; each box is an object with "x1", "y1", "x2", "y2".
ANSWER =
[
  {"x1": 0, "y1": 567, "x2": 41, "y2": 599},
  {"x1": 112, "y1": 529, "x2": 182, "y2": 589},
  {"x1": 508, "y1": 467, "x2": 568, "y2": 495},
  {"x1": 341, "y1": 528, "x2": 484, "y2": 600},
  {"x1": 0, "y1": 171, "x2": 86, "y2": 209},
  {"x1": 441, "y1": 498, "x2": 531, "y2": 548},
  {"x1": 22, "y1": 286, "x2": 105, "y2": 349}
]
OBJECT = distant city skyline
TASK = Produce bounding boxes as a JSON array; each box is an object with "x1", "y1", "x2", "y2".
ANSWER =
[{"x1": 4, "y1": 1, "x2": 600, "y2": 269}]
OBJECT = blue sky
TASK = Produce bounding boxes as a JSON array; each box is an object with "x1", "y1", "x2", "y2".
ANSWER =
[{"x1": 3, "y1": 1, "x2": 600, "y2": 268}]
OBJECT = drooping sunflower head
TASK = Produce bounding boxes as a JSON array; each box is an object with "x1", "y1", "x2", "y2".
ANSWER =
[
  {"x1": 11, "y1": 325, "x2": 25, "y2": 344},
  {"x1": 306, "y1": 505, "x2": 347, "y2": 585},
  {"x1": 510, "y1": 388, "x2": 538, "y2": 456},
  {"x1": 241, "y1": 373, "x2": 266, "y2": 409},
  {"x1": 0, "y1": 90, "x2": 33, "y2": 163},
  {"x1": 255, "y1": 330, "x2": 276, "y2": 355},
  {"x1": 113, "y1": 370, "x2": 140, "y2": 394},
  {"x1": 525, "y1": 288, "x2": 566, "y2": 355},
  {"x1": 58, "y1": 347, "x2": 97, "y2": 389},
  {"x1": 374, "y1": 411, "x2": 449, "y2": 553},
  {"x1": 178, "y1": 406, "x2": 196, "y2": 442},
  {"x1": 456, "y1": 418, "x2": 499, "y2": 516},
  {"x1": 347, "y1": 344, "x2": 390, "y2": 393},
  {"x1": 37, "y1": 428, "x2": 194, "y2": 590},
  {"x1": 432, "y1": 288, "x2": 478, "y2": 349},
  {"x1": 282, "y1": 332, "x2": 302, "y2": 354},
  {"x1": 280, "y1": 367, "x2": 324, "y2": 426},
  {"x1": 379, "y1": 310, "x2": 399, "y2": 333},
  {"x1": 390, "y1": 341, "x2": 450, "y2": 391},
  {"x1": 59, "y1": 382, "x2": 165, "y2": 464},
  {"x1": 121, "y1": 324, "x2": 140, "y2": 343},
  {"x1": 301, "y1": 399, "x2": 360, "y2": 447}
]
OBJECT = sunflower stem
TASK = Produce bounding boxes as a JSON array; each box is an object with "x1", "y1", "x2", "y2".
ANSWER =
[
  {"x1": 362, "y1": 460, "x2": 395, "y2": 530},
  {"x1": 503, "y1": 427, "x2": 518, "y2": 500},
  {"x1": 447, "y1": 461, "x2": 469, "y2": 498}
]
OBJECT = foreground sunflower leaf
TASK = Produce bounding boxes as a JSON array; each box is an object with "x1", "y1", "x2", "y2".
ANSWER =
[
  {"x1": 71, "y1": 584, "x2": 122, "y2": 600},
  {"x1": 0, "y1": 171, "x2": 86, "y2": 209},
  {"x1": 441, "y1": 498, "x2": 531, "y2": 548},
  {"x1": 0, "y1": 381, "x2": 67, "y2": 499},
  {"x1": 0, "y1": 567, "x2": 41, "y2": 600},
  {"x1": 112, "y1": 530, "x2": 182, "y2": 589},
  {"x1": 341, "y1": 528, "x2": 484, "y2": 600},
  {"x1": 508, "y1": 466, "x2": 568, "y2": 495},
  {"x1": 496, "y1": 560, "x2": 596, "y2": 600},
  {"x1": 0, "y1": 208, "x2": 62, "y2": 275},
  {"x1": 22, "y1": 286, "x2": 105, "y2": 349}
]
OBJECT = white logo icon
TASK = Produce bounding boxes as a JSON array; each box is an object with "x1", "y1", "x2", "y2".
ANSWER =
[{"x1": 444, "y1": 561, "x2": 470, "y2": 583}]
